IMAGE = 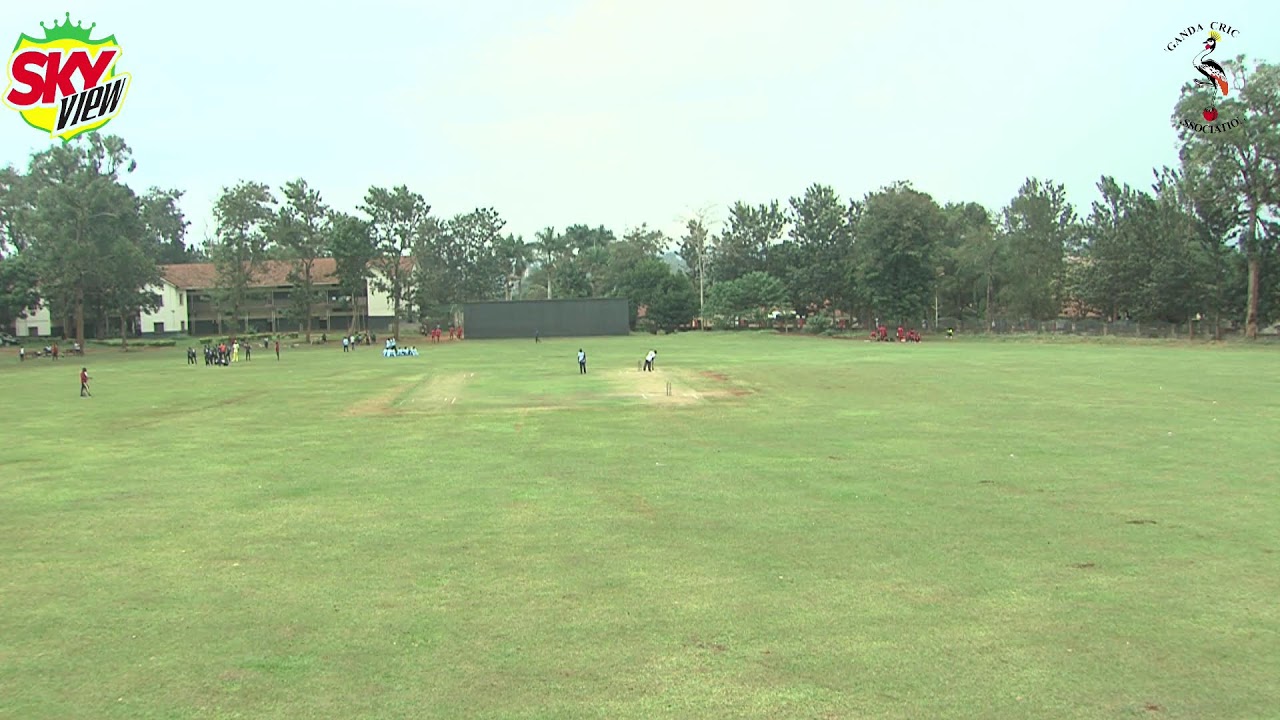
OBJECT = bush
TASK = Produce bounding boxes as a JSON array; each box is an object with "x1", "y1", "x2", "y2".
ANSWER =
[
  {"x1": 635, "y1": 318, "x2": 659, "y2": 334},
  {"x1": 803, "y1": 312, "x2": 835, "y2": 334}
]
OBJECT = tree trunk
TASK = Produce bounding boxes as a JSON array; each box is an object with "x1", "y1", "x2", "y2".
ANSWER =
[
  {"x1": 985, "y1": 274, "x2": 994, "y2": 333},
  {"x1": 74, "y1": 287, "x2": 85, "y2": 349},
  {"x1": 119, "y1": 314, "x2": 129, "y2": 350},
  {"x1": 1243, "y1": 204, "x2": 1260, "y2": 339},
  {"x1": 1245, "y1": 255, "x2": 1261, "y2": 339},
  {"x1": 304, "y1": 263, "x2": 314, "y2": 343}
]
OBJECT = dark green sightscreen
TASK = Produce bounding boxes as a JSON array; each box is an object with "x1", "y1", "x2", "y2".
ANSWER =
[{"x1": 461, "y1": 299, "x2": 630, "y2": 339}]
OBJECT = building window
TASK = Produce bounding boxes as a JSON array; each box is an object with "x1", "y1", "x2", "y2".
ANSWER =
[
  {"x1": 178, "y1": 293, "x2": 184, "y2": 305},
  {"x1": 154, "y1": 321, "x2": 165, "y2": 333}
]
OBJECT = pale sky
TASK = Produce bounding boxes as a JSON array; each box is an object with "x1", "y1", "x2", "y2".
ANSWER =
[{"x1": 2, "y1": 1, "x2": 1278, "y2": 250}]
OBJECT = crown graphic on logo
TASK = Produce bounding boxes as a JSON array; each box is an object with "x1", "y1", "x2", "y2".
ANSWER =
[
  {"x1": 1208, "y1": 30, "x2": 1223, "y2": 42},
  {"x1": 38, "y1": 12, "x2": 98, "y2": 43}
]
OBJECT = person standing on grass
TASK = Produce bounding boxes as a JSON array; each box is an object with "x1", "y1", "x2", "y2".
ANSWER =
[
  {"x1": 535, "y1": 329, "x2": 540, "y2": 343},
  {"x1": 245, "y1": 342, "x2": 251, "y2": 361},
  {"x1": 343, "y1": 336, "x2": 349, "y2": 352},
  {"x1": 578, "y1": 348, "x2": 587, "y2": 374},
  {"x1": 275, "y1": 339, "x2": 281, "y2": 360},
  {"x1": 79, "y1": 367, "x2": 91, "y2": 397},
  {"x1": 19, "y1": 346, "x2": 25, "y2": 362},
  {"x1": 643, "y1": 349, "x2": 656, "y2": 372}
]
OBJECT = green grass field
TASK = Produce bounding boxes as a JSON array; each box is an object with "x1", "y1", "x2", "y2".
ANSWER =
[{"x1": 1, "y1": 333, "x2": 1276, "y2": 719}]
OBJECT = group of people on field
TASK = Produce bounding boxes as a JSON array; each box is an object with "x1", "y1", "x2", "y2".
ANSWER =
[
  {"x1": 342, "y1": 333, "x2": 374, "y2": 351},
  {"x1": 194, "y1": 339, "x2": 281, "y2": 365},
  {"x1": 383, "y1": 337, "x2": 419, "y2": 357},
  {"x1": 17, "y1": 341, "x2": 82, "y2": 361},
  {"x1": 427, "y1": 325, "x2": 462, "y2": 343},
  {"x1": 871, "y1": 324, "x2": 923, "y2": 343}
]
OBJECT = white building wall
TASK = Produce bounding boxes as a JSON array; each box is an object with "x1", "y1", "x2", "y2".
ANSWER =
[
  {"x1": 139, "y1": 281, "x2": 187, "y2": 334},
  {"x1": 365, "y1": 271, "x2": 397, "y2": 318},
  {"x1": 13, "y1": 304, "x2": 51, "y2": 337}
]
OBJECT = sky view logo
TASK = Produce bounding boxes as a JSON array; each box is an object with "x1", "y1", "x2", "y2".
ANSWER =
[{"x1": 3, "y1": 12, "x2": 132, "y2": 142}]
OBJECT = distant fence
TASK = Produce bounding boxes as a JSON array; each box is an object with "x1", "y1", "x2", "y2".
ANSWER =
[
  {"x1": 461, "y1": 298, "x2": 631, "y2": 339},
  {"x1": 919, "y1": 316, "x2": 1272, "y2": 339}
]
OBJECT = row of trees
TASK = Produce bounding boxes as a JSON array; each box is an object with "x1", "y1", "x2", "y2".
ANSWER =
[
  {"x1": 0, "y1": 141, "x2": 703, "y2": 346},
  {"x1": 2, "y1": 58, "x2": 1277, "y2": 345},
  {"x1": 199, "y1": 182, "x2": 701, "y2": 341}
]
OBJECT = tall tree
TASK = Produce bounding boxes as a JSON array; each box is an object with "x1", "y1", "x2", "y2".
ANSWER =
[
  {"x1": 141, "y1": 188, "x2": 194, "y2": 265},
  {"x1": 0, "y1": 165, "x2": 36, "y2": 254},
  {"x1": 1175, "y1": 59, "x2": 1280, "y2": 337},
  {"x1": 412, "y1": 217, "x2": 453, "y2": 318},
  {"x1": 1147, "y1": 167, "x2": 1216, "y2": 323},
  {"x1": 23, "y1": 134, "x2": 140, "y2": 347},
  {"x1": 210, "y1": 181, "x2": 276, "y2": 335},
  {"x1": 939, "y1": 202, "x2": 997, "y2": 325},
  {"x1": 273, "y1": 179, "x2": 330, "y2": 342},
  {"x1": 711, "y1": 200, "x2": 787, "y2": 283},
  {"x1": 856, "y1": 181, "x2": 946, "y2": 325},
  {"x1": 560, "y1": 224, "x2": 617, "y2": 297},
  {"x1": 362, "y1": 185, "x2": 429, "y2": 339},
  {"x1": 414, "y1": 207, "x2": 507, "y2": 321},
  {"x1": 1078, "y1": 176, "x2": 1142, "y2": 319},
  {"x1": 645, "y1": 272, "x2": 699, "y2": 332},
  {"x1": 784, "y1": 183, "x2": 856, "y2": 313},
  {"x1": 531, "y1": 226, "x2": 567, "y2": 299},
  {"x1": 101, "y1": 216, "x2": 160, "y2": 349},
  {"x1": 998, "y1": 178, "x2": 1080, "y2": 321},
  {"x1": 494, "y1": 234, "x2": 531, "y2": 301},
  {"x1": 677, "y1": 218, "x2": 711, "y2": 322},
  {"x1": 450, "y1": 207, "x2": 506, "y2": 302},
  {"x1": 1078, "y1": 172, "x2": 1212, "y2": 324},
  {"x1": 612, "y1": 256, "x2": 672, "y2": 327},
  {"x1": 599, "y1": 224, "x2": 665, "y2": 298},
  {"x1": 0, "y1": 252, "x2": 39, "y2": 332},
  {"x1": 329, "y1": 211, "x2": 377, "y2": 334},
  {"x1": 0, "y1": 166, "x2": 38, "y2": 332}
]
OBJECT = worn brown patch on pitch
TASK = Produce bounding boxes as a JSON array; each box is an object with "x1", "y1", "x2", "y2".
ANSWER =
[
  {"x1": 396, "y1": 372, "x2": 472, "y2": 409},
  {"x1": 606, "y1": 369, "x2": 701, "y2": 404},
  {"x1": 343, "y1": 382, "x2": 416, "y2": 416}
]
